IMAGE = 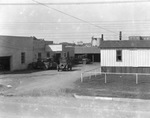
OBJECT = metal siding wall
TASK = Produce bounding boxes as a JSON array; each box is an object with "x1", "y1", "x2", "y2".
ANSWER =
[
  {"x1": 101, "y1": 49, "x2": 150, "y2": 67},
  {"x1": 101, "y1": 50, "x2": 116, "y2": 66}
]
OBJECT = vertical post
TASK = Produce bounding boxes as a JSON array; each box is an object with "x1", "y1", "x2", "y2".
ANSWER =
[
  {"x1": 100, "y1": 67, "x2": 101, "y2": 74},
  {"x1": 92, "y1": 55, "x2": 94, "y2": 62},
  {"x1": 89, "y1": 72, "x2": 91, "y2": 79},
  {"x1": 95, "y1": 70, "x2": 96, "y2": 77},
  {"x1": 101, "y1": 34, "x2": 104, "y2": 41},
  {"x1": 105, "y1": 73, "x2": 107, "y2": 83},
  {"x1": 136, "y1": 73, "x2": 138, "y2": 84},
  {"x1": 119, "y1": 31, "x2": 122, "y2": 40},
  {"x1": 81, "y1": 73, "x2": 83, "y2": 82}
]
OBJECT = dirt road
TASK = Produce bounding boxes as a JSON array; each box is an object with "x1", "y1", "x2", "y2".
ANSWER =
[{"x1": 0, "y1": 63, "x2": 100, "y2": 96}]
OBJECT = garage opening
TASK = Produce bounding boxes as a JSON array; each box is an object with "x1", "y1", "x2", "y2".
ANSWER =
[
  {"x1": 0, "y1": 56, "x2": 11, "y2": 71},
  {"x1": 87, "y1": 54, "x2": 100, "y2": 62}
]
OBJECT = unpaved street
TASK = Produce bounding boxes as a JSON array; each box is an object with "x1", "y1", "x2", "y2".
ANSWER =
[{"x1": 0, "y1": 63, "x2": 100, "y2": 96}]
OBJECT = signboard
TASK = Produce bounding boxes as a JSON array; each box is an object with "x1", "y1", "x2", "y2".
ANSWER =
[{"x1": 48, "y1": 45, "x2": 62, "y2": 51}]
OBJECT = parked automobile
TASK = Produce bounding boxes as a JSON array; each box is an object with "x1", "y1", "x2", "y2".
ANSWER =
[
  {"x1": 28, "y1": 58, "x2": 57, "y2": 70},
  {"x1": 57, "y1": 57, "x2": 72, "y2": 71},
  {"x1": 43, "y1": 58, "x2": 57, "y2": 70},
  {"x1": 28, "y1": 59, "x2": 46, "y2": 70},
  {"x1": 82, "y1": 58, "x2": 91, "y2": 64}
]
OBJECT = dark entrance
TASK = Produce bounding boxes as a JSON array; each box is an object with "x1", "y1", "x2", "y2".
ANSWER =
[
  {"x1": 53, "y1": 53, "x2": 61, "y2": 64},
  {"x1": 0, "y1": 56, "x2": 11, "y2": 71},
  {"x1": 87, "y1": 54, "x2": 100, "y2": 62}
]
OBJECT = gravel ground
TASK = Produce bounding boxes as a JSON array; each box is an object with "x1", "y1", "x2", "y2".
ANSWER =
[
  {"x1": 0, "y1": 63, "x2": 99, "y2": 97},
  {"x1": 1, "y1": 63, "x2": 150, "y2": 100}
]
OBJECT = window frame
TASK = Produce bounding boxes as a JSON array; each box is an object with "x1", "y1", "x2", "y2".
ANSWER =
[
  {"x1": 21, "y1": 52, "x2": 25, "y2": 64},
  {"x1": 47, "y1": 52, "x2": 50, "y2": 58},
  {"x1": 116, "y1": 50, "x2": 122, "y2": 62},
  {"x1": 38, "y1": 52, "x2": 42, "y2": 59}
]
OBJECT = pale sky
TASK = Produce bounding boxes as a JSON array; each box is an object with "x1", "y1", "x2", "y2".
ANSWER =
[{"x1": 0, "y1": 0, "x2": 150, "y2": 43}]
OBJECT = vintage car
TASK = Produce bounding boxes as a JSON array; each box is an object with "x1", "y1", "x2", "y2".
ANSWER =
[{"x1": 57, "y1": 57, "x2": 72, "y2": 71}]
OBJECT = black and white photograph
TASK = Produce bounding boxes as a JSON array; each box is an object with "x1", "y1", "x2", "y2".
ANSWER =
[{"x1": 0, "y1": 0, "x2": 150, "y2": 118}]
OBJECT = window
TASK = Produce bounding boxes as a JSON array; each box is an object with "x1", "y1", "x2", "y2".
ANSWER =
[
  {"x1": 116, "y1": 50, "x2": 122, "y2": 62},
  {"x1": 67, "y1": 52, "x2": 69, "y2": 58},
  {"x1": 21, "y1": 52, "x2": 25, "y2": 64},
  {"x1": 38, "y1": 53, "x2": 41, "y2": 59},
  {"x1": 64, "y1": 52, "x2": 66, "y2": 57},
  {"x1": 47, "y1": 52, "x2": 50, "y2": 57}
]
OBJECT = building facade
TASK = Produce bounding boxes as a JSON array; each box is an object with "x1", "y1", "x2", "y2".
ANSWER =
[
  {"x1": 100, "y1": 40, "x2": 150, "y2": 73},
  {"x1": 0, "y1": 35, "x2": 33, "y2": 71},
  {"x1": 45, "y1": 44, "x2": 75, "y2": 63},
  {"x1": 75, "y1": 46, "x2": 100, "y2": 62}
]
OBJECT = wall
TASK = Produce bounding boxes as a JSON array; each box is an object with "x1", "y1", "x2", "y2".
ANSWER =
[
  {"x1": 101, "y1": 49, "x2": 150, "y2": 67},
  {"x1": 75, "y1": 46, "x2": 100, "y2": 54},
  {"x1": 45, "y1": 44, "x2": 75, "y2": 59},
  {"x1": 62, "y1": 45, "x2": 74, "y2": 58},
  {"x1": 0, "y1": 36, "x2": 33, "y2": 71},
  {"x1": 33, "y1": 39, "x2": 46, "y2": 61}
]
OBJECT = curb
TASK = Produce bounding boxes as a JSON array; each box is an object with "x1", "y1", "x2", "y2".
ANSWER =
[{"x1": 74, "y1": 94, "x2": 150, "y2": 102}]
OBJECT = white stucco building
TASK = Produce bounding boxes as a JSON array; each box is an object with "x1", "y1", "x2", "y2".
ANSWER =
[{"x1": 0, "y1": 35, "x2": 34, "y2": 71}]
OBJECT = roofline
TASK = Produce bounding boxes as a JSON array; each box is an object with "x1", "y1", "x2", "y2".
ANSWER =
[
  {"x1": 0, "y1": 35, "x2": 34, "y2": 38},
  {"x1": 100, "y1": 47, "x2": 150, "y2": 49},
  {"x1": 100, "y1": 40, "x2": 150, "y2": 49}
]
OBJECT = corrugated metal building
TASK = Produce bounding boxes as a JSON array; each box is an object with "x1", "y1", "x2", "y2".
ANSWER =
[{"x1": 100, "y1": 40, "x2": 150, "y2": 73}]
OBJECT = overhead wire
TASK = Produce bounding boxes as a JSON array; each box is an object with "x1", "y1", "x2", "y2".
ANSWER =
[
  {"x1": 31, "y1": 0, "x2": 118, "y2": 35},
  {"x1": 1, "y1": 0, "x2": 149, "y2": 40},
  {"x1": 0, "y1": 0, "x2": 150, "y2": 5}
]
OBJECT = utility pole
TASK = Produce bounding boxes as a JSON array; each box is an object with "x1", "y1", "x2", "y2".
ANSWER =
[{"x1": 119, "y1": 31, "x2": 122, "y2": 40}]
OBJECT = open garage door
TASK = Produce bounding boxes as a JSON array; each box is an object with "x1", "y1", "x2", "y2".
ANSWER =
[
  {"x1": 87, "y1": 54, "x2": 100, "y2": 62},
  {"x1": 0, "y1": 56, "x2": 11, "y2": 71}
]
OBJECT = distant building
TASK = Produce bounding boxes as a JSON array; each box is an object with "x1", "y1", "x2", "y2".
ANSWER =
[
  {"x1": 91, "y1": 37, "x2": 101, "y2": 47},
  {"x1": 77, "y1": 41, "x2": 84, "y2": 46},
  {"x1": 45, "y1": 44, "x2": 75, "y2": 63},
  {"x1": 75, "y1": 46, "x2": 100, "y2": 62},
  {"x1": 100, "y1": 40, "x2": 150, "y2": 73},
  {"x1": 129, "y1": 36, "x2": 150, "y2": 40}
]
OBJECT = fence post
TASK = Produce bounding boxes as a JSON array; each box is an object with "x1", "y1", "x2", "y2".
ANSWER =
[
  {"x1": 136, "y1": 73, "x2": 138, "y2": 84},
  {"x1": 95, "y1": 70, "x2": 96, "y2": 77},
  {"x1": 105, "y1": 73, "x2": 107, "y2": 83},
  {"x1": 89, "y1": 72, "x2": 92, "y2": 79},
  {"x1": 81, "y1": 73, "x2": 83, "y2": 82}
]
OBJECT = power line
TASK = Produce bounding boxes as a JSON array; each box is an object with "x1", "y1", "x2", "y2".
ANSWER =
[
  {"x1": 0, "y1": 0, "x2": 150, "y2": 5},
  {"x1": 2, "y1": 20, "x2": 150, "y2": 24},
  {"x1": 32, "y1": 0, "x2": 118, "y2": 35}
]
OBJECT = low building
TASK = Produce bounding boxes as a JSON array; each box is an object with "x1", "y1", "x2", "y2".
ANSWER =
[
  {"x1": 75, "y1": 46, "x2": 100, "y2": 62},
  {"x1": 45, "y1": 44, "x2": 74, "y2": 63},
  {"x1": 100, "y1": 40, "x2": 150, "y2": 73},
  {"x1": 33, "y1": 38, "x2": 54, "y2": 61},
  {"x1": 0, "y1": 35, "x2": 34, "y2": 71},
  {"x1": 129, "y1": 36, "x2": 150, "y2": 40}
]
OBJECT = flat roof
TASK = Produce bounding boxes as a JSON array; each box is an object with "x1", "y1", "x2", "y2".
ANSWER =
[
  {"x1": 100, "y1": 40, "x2": 150, "y2": 49},
  {"x1": 75, "y1": 46, "x2": 100, "y2": 54}
]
